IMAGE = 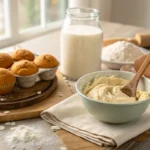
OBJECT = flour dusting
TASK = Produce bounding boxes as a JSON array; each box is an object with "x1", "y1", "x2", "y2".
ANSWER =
[{"x1": 8, "y1": 125, "x2": 41, "y2": 143}]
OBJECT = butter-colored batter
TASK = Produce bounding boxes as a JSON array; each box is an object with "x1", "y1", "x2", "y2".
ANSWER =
[{"x1": 83, "y1": 76, "x2": 150, "y2": 103}]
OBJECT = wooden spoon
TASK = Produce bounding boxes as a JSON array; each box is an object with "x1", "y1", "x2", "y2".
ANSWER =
[{"x1": 121, "y1": 53, "x2": 150, "y2": 97}]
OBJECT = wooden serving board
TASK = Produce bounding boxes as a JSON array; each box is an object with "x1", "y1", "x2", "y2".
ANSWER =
[
  {"x1": 0, "y1": 78, "x2": 57, "y2": 110},
  {"x1": 0, "y1": 72, "x2": 73, "y2": 122}
]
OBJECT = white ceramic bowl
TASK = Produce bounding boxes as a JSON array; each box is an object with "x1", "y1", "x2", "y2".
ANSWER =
[
  {"x1": 101, "y1": 47, "x2": 149, "y2": 70},
  {"x1": 101, "y1": 59, "x2": 133, "y2": 70},
  {"x1": 76, "y1": 70, "x2": 150, "y2": 124}
]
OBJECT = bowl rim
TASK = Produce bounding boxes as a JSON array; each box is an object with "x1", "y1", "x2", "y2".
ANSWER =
[
  {"x1": 76, "y1": 70, "x2": 150, "y2": 106},
  {"x1": 101, "y1": 47, "x2": 149, "y2": 65},
  {"x1": 101, "y1": 57, "x2": 133, "y2": 65}
]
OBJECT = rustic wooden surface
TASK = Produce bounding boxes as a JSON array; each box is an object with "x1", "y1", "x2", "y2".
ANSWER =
[
  {"x1": 1, "y1": 21, "x2": 150, "y2": 150},
  {"x1": 0, "y1": 72, "x2": 72, "y2": 122},
  {"x1": 0, "y1": 72, "x2": 105, "y2": 150}
]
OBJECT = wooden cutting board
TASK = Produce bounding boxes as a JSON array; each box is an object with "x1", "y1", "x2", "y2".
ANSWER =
[
  {"x1": 0, "y1": 72, "x2": 73, "y2": 122},
  {"x1": 0, "y1": 78, "x2": 57, "y2": 110}
]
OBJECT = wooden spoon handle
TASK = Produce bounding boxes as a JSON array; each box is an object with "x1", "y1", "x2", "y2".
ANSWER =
[{"x1": 132, "y1": 53, "x2": 150, "y2": 86}]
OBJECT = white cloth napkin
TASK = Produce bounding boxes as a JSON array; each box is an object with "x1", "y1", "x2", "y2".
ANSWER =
[{"x1": 41, "y1": 94, "x2": 150, "y2": 147}]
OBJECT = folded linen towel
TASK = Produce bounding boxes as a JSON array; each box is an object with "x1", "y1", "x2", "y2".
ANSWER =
[{"x1": 41, "y1": 94, "x2": 150, "y2": 147}]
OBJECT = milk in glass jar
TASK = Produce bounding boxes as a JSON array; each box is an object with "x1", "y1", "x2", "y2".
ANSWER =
[{"x1": 60, "y1": 8, "x2": 103, "y2": 80}]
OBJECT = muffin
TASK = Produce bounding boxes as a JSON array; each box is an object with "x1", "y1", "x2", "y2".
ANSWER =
[
  {"x1": 10, "y1": 60, "x2": 38, "y2": 88},
  {"x1": 12, "y1": 49, "x2": 34, "y2": 61},
  {"x1": 34, "y1": 54, "x2": 59, "y2": 68},
  {"x1": 0, "y1": 53, "x2": 13, "y2": 68},
  {"x1": 10, "y1": 60, "x2": 38, "y2": 76},
  {"x1": 34, "y1": 54, "x2": 59, "y2": 81},
  {"x1": 0, "y1": 68, "x2": 16, "y2": 95}
]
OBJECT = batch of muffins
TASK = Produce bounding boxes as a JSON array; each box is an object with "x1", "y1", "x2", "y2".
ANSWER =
[{"x1": 0, "y1": 48, "x2": 59, "y2": 95}]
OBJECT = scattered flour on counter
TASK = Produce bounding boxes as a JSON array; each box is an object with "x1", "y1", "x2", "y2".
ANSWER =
[
  {"x1": 63, "y1": 76, "x2": 67, "y2": 80},
  {"x1": 0, "y1": 98, "x2": 5, "y2": 101},
  {"x1": 51, "y1": 125, "x2": 61, "y2": 132},
  {"x1": 5, "y1": 122, "x2": 16, "y2": 126},
  {"x1": 56, "y1": 92, "x2": 63, "y2": 97},
  {"x1": 60, "y1": 147, "x2": 67, "y2": 150},
  {"x1": 8, "y1": 125, "x2": 41, "y2": 144},
  {"x1": 37, "y1": 91, "x2": 42, "y2": 95},
  {"x1": 102, "y1": 41, "x2": 144, "y2": 62},
  {"x1": 10, "y1": 122, "x2": 16, "y2": 126},
  {"x1": 0, "y1": 125, "x2": 5, "y2": 130},
  {"x1": 3, "y1": 111, "x2": 10, "y2": 114},
  {"x1": 5, "y1": 122, "x2": 11, "y2": 126}
]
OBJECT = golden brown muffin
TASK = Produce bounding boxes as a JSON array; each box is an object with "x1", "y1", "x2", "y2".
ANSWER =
[
  {"x1": 34, "y1": 54, "x2": 59, "y2": 68},
  {"x1": 0, "y1": 53, "x2": 13, "y2": 68},
  {"x1": 10, "y1": 60, "x2": 38, "y2": 76},
  {"x1": 0, "y1": 68, "x2": 16, "y2": 95},
  {"x1": 12, "y1": 49, "x2": 34, "y2": 61}
]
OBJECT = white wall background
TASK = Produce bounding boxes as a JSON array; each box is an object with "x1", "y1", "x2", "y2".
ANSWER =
[
  {"x1": 68, "y1": 0, "x2": 112, "y2": 21},
  {"x1": 69, "y1": 0, "x2": 150, "y2": 28},
  {"x1": 111, "y1": 0, "x2": 150, "y2": 28}
]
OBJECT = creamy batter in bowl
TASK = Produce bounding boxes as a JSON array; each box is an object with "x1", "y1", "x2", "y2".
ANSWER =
[
  {"x1": 76, "y1": 71, "x2": 150, "y2": 123},
  {"x1": 83, "y1": 76, "x2": 150, "y2": 103}
]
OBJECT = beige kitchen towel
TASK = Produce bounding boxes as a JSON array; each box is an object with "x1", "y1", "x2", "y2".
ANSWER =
[{"x1": 41, "y1": 94, "x2": 150, "y2": 147}]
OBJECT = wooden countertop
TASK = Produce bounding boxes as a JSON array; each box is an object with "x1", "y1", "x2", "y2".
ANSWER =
[{"x1": 1, "y1": 21, "x2": 150, "y2": 150}]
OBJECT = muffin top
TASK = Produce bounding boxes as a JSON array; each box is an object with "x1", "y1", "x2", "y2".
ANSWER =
[
  {"x1": 34, "y1": 54, "x2": 59, "y2": 68},
  {"x1": 10, "y1": 60, "x2": 38, "y2": 76},
  {"x1": 0, "y1": 53, "x2": 13, "y2": 68},
  {"x1": 0, "y1": 68, "x2": 16, "y2": 84},
  {"x1": 12, "y1": 49, "x2": 34, "y2": 61}
]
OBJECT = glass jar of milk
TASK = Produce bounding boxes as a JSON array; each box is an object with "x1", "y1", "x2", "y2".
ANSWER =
[{"x1": 60, "y1": 8, "x2": 103, "y2": 80}]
